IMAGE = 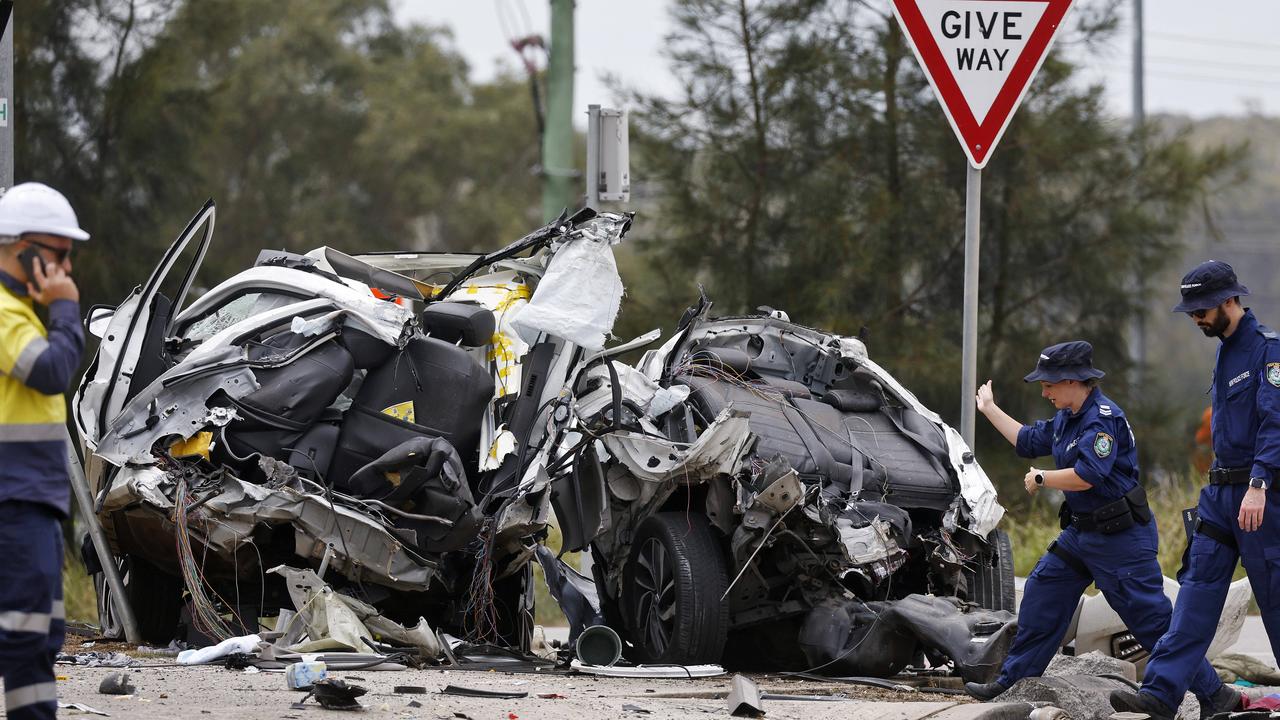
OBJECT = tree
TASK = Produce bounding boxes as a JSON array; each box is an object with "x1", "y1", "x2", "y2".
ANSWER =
[
  {"x1": 621, "y1": 0, "x2": 1241, "y2": 484},
  {"x1": 16, "y1": 0, "x2": 544, "y2": 310}
]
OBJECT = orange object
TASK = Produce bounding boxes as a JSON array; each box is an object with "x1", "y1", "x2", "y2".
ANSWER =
[{"x1": 1193, "y1": 406, "x2": 1213, "y2": 473}]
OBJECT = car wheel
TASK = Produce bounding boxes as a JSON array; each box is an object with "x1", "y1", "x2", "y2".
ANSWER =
[
  {"x1": 96, "y1": 555, "x2": 184, "y2": 645},
  {"x1": 621, "y1": 512, "x2": 728, "y2": 664},
  {"x1": 966, "y1": 529, "x2": 1016, "y2": 612}
]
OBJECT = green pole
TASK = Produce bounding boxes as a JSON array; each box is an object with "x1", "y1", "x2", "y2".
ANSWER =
[{"x1": 541, "y1": 0, "x2": 575, "y2": 222}]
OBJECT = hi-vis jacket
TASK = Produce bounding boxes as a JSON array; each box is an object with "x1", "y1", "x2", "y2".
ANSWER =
[{"x1": 0, "y1": 270, "x2": 83, "y2": 516}]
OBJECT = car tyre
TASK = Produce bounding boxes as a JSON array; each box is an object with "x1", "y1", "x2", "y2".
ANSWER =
[
  {"x1": 966, "y1": 529, "x2": 1016, "y2": 612},
  {"x1": 96, "y1": 555, "x2": 184, "y2": 645},
  {"x1": 621, "y1": 512, "x2": 729, "y2": 664}
]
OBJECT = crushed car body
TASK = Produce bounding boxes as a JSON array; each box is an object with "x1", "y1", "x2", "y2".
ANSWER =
[
  {"x1": 74, "y1": 203, "x2": 632, "y2": 649},
  {"x1": 544, "y1": 298, "x2": 1014, "y2": 678},
  {"x1": 73, "y1": 201, "x2": 1013, "y2": 679}
]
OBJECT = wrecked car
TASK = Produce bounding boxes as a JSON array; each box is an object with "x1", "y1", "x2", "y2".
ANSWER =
[
  {"x1": 74, "y1": 202, "x2": 632, "y2": 649},
  {"x1": 543, "y1": 299, "x2": 1014, "y2": 678}
]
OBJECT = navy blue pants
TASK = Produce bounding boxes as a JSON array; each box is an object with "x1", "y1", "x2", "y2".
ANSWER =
[
  {"x1": 1142, "y1": 484, "x2": 1280, "y2": 709},
  {"x1": 0, "y1": 501, "x2": 64, "y2": 720},
  {"x1": 997, "y1": 521, "x2": 1221, "y2": 700}
]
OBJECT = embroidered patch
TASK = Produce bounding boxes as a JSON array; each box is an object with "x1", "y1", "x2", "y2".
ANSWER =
[
  {"x1": 1268, "y1": 363, "x2": 1280, "y2": 388},
  {"x1": 1093, "y1": 432, "x2": 1114, "y2": 458}
]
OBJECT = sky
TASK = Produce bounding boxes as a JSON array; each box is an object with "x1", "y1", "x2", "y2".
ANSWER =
[{"x1": 394, "y1": 1, "x2": 1280, "y2": 124}]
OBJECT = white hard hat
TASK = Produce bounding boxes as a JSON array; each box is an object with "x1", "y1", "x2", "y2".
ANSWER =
[{"x1": 0, "y1": 182, "x2": 90, "y2": 241}]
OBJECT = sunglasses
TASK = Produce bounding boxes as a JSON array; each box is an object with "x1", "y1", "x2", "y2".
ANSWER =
[
  {"x1": 1187, "y1": 308, "x2": 1212, "y2": 320},
  {"x1": 24, "y1": 238, "x2": 72, "y2": 264}
]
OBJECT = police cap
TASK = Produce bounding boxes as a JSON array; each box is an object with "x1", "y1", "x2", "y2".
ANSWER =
[
  {"x1": 1023, "y1": 340, "x2": 1106, "y2": 384},
  {"x1": 1172, "y1": 260, "x2": 1249, "y2": 313}
]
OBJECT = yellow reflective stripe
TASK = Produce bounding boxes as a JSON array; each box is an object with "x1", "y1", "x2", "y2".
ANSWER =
[
  {"x1": 5, "y1": 681, "x2": 58, "y2": 712},
  {"x1": 10, "y1": 335, "x2": 49, "y2": 382},
  {"x1": 0, "y1": 609, "x2": 52, "y2": 634},
  {"x1": 0, "y1": 423, "x2": 65, "y2": 442}
]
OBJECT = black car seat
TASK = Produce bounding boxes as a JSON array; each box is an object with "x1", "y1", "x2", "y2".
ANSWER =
[{"x1": 328, "y1": 302, "x2": 496, "y2": 489}]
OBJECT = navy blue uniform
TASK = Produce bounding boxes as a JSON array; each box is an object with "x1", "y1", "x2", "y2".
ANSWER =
[
  {"x1": 1140, "y1": 309, "x2": 1280, "y2": 710},
  {"x1": 0, "y1": 270, "x2": 78, "y2": 720},
  {"x1": 997, "y1": 387, "x2": 1221, "y2": 698}
]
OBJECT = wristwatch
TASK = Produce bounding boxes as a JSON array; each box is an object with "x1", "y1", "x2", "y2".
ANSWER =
[
  {"x1": 1035, "y1": 471, "x2": 1045, "y2": 486},
  {"x1": 1250, "y1": 476, "x2": 1269, "y2": 491}
]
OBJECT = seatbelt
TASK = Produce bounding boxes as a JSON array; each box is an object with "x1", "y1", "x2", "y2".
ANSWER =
[{"x1": 1047, "y1": 539, "x2": 1092, "y2": 579}]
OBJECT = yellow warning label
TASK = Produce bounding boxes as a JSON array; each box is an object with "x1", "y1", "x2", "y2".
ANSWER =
[
  {"x1": 382, "y1": 401, "x2": 415, "y2": 424},
  {"x1": 170, "y1": 431, "x2": 213, "y2": 461}
]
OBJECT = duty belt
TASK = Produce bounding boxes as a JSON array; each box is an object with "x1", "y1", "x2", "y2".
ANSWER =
[
  {"x1": 1208, "y1": 467, "x2": 1251, "y2": 485},
  {"x1": 1059, "y1": 486, "x2": 1153, "y2": 535}
]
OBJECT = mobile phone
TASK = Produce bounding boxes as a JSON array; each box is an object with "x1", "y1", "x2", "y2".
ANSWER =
[{"x1": 17, "y1": 247, "x2": 43, "y2": 288}]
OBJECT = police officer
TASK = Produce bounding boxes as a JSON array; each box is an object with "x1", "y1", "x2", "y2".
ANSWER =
[
  {"x1": 965, "y1": 341, "x2": 1239, "y2": 717},
  {"x1": 0, "y1": 183, "x2": 88, "y2": 720},
  {"x1": 1112, "y1": 260, "x2": 1276, "y2": 719}
]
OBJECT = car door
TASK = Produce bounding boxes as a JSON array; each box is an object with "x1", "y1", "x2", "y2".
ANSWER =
[{"x1": 74, "y1": 200, "x2": 216, "y2": 448}]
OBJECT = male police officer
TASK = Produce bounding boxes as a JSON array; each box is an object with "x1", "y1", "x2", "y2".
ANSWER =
[
  {"x1": 1111, "y1": 260, "x2": 1274, "y2": 719},
  {"x1": 966, "y1": 342, "x2": 1236, "y2": 717},
  {"x1": 0, "y1": 182, "x2": 88, "y2": 719}
]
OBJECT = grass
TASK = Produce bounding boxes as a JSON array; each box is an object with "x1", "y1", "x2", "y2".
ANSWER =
[{"x1": 1003, "y1": 471, "x2": 1248, "y2": 584}]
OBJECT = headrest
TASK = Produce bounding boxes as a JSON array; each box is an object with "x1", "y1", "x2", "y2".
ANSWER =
[{"x1": 422, "y1": 302, "x2": 496, "y2": 347}]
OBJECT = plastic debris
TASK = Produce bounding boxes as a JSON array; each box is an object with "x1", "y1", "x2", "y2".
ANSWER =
[
  {"x1": 176, "y1": 633, "x2": 262, "y2": 665},
  {"x1": 55, "y1": 651, "x2": 137, "y2": 668},
  {"x1": 569, "y1": 660, "x2": 726, "y2": 678},
  {"x1": 58, "y1": 701, "x2": 110, "y2": 716},
  {"x1": 393, "y1": 686, "x2": 427, "y2": 694},
  {"x1": 622, "y1": 705, "x2": 651, "y2": 714},
  {"x1": 305, "y1": 678, "x2": 367, "y2": 711},
  {"x1": 286, "y1": 661, "x2": 328, "y2": 690},
  {"x1": 440, "y1": 685, "x2": 529, "y2": 700},
  {"x1": 97, "y1": 672, "x2": 135, "y2": 696}
]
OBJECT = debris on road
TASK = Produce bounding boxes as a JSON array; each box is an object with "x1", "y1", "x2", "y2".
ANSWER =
[
  {"x1": 569, "y1": 661, "x2": 727, "y2": 678},
  {"x1": 56, "y1": 651, "x2": 137, "y2": 668},
  {"x1": 393, "y1": 685, "x2": 427, "y2": 694},
  {"x1": 57, "y1": 701, "x2": 111, "y2": 716},
  {"x1": 176, "y1": 634, "x2": 262, "y2": 665},
  {"x1": 304, "y1": 678, "x2": 367, "y2": 711},
  {"x1": 97, "y1": 672, "x2": 136, "y2": 695},
  {"x1": 440, "y1": 685, "x2": 530, "y2": 699},
  {"x1": 727, "y1": 674, "x2": 764, "y2": 717},
  {"x1": 285, "y1": 660, "x2": 328, "y2": 690}
]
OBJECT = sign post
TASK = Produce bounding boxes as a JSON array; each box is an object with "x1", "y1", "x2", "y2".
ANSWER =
[{"x1": 891, "y1": 0, "x2": 1073, "y2": 446}]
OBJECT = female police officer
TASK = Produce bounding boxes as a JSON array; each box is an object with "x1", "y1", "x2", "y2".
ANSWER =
[{"x1": 963, "y1": 341, "x2": 1239, "y2": 717}]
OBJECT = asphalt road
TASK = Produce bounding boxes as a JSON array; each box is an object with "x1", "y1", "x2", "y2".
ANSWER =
[{"x1": 50, "y1": 664, "x2": 994, "y2": 720}]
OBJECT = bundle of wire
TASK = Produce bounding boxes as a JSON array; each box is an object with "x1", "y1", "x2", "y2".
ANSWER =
[
  {"x1": 172, "y1": 469, "x2": 248, "y2": 642},
  {"x1": 463, "y1": 521, "x2": 501, "y2": 644}
]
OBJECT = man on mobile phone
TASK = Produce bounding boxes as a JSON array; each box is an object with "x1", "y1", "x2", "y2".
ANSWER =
[{"x1": 0, "y1": 182, "x2": 88, "y2": 720}]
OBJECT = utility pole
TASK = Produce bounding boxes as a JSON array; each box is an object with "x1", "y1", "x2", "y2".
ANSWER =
[
  {"x1": 0, "y1": 0, "x2": 13, "y2": 189},
  {"x1": 1130, "y1": 0, "x2": 1146, "y2": 391},
  {"x1": 541, "y1": 0, "x2": 575, "y2": 222}
]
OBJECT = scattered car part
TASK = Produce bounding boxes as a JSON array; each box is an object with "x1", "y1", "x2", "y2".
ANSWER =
[
  {"x1": 574, "y1": 625, "x2": 623, "y2": 667},
  {"x1": 727, "y1": 674, "x2": 764, "y2": 718},
  {"x1": 440, "y1": 686, "x2": 529, "y2": 700},
  {"x1": 97, "y1": 672, "x2": 135, "y2": 695},
  {"x1": 305, "y1": 678, "x2": 366, "y2": 711},
  {"x1": 568, "y1": 660, "x2": 726, "y2": 678}
]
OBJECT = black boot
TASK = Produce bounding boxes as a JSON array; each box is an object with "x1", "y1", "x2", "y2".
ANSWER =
[
  {"x1": 1199, "y1": 683, "x2": 1243, "y2": 719},
  {"x1": 1109, "y1": 689, "x2": 1177, "y2": 720},
  {"x1": 964, "y1": 680, "x2": 1008, "y2": 701}
]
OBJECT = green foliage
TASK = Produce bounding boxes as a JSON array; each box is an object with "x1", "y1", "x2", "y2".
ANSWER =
[
  {"x1": 16, "y1": 0, "x2": 542, "y2": 311},
  {"x1": 620, "y1": 0, "x2": 1244, "y2": 489},
  {"x1": 1004, "y1": 471, "x2": 1246, "y2": 584}
]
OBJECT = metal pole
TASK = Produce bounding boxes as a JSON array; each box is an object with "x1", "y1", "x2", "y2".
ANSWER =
[
  {"x1": 1129, "y1": 0, "x2": 1146, "y2": 390},
  {"x1": 585, "y1": 104, "x2": 600, "y2": 210},
  {"x1": 0, "y1": 0, "x2": 14, "y2": 190},
  {"x1": 541, "y1": 0, "x2": 575, "y2": 221},
  {"x1": 65, "y1": 429, "x2": 142, "y2": 644},
  {"x1": 960, "y1": 163, "x2": 981, "y2": 447}
]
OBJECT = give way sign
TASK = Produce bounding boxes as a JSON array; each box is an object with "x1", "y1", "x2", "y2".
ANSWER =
[{"x1": 891, "y1": 0, "x2": 1074, "y2": 169}]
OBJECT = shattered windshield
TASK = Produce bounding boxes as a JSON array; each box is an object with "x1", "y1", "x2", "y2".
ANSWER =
[{"x1": 179, "y1": 292, "x2": 306, "y2": 345}]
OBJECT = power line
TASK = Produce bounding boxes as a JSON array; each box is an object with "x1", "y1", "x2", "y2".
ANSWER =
[
  {"x1": 1151, "y1": 31, "x2": 1280, "y2": 53},
  {"x1": 1147, "y1": 54, "x2": 1280, "y2": 76}
]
